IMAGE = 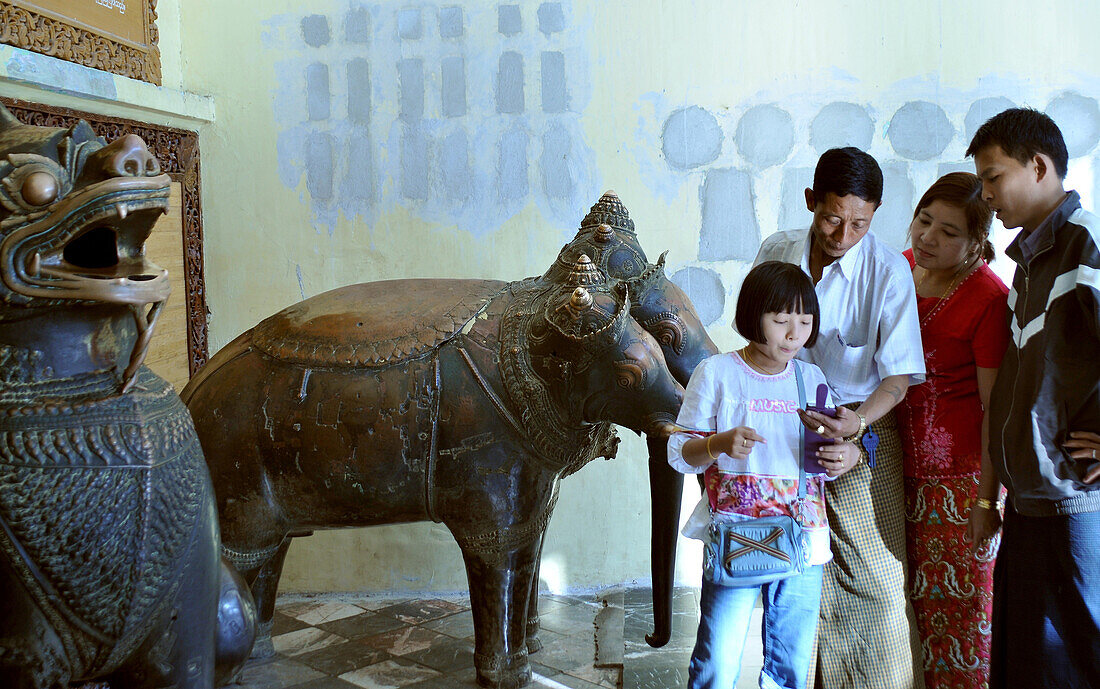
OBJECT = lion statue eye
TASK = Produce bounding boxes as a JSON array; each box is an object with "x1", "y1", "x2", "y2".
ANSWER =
[{"x1": 22, "y1": 171, "x2": 59, "y2": 206}]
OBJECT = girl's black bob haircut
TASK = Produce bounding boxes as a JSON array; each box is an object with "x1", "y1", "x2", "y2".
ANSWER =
[{"x1": 735, "y1": 261, "x2": 820, "y2": 348}]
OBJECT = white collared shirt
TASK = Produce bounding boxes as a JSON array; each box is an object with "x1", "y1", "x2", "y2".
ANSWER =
[{"x1": 754, "y1": 229, "x2": 925, "y2": 404}]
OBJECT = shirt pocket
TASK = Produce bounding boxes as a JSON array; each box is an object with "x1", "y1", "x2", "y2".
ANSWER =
[{"x1": 820, "y1": 329, "x2": 874, "y2": 384}]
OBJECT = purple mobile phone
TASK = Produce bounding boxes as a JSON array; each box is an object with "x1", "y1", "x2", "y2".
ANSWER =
[{"x1": 803, "y1": 383, "x2": 836, "y2": 473}]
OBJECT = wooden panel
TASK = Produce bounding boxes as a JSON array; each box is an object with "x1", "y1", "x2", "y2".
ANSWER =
[
  {"x1": 142, "y1": 182, "x2": 189, "y2": 392},
  {"x1": 13, "y1": 0, "x2": 147, "y2": 46},
  {"x1": 0, "y1": 0, "x2": 160, "y2": 84}
]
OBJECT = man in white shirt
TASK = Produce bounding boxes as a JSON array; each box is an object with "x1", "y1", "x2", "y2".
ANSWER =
[{"x1": 754, "y1": 147, "x2": 926, "y2": 689}]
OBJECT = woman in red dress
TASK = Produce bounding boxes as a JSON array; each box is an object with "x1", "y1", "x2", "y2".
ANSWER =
[{"x1": 897, "y1": 172, "x2": 1009, "y2": 689}]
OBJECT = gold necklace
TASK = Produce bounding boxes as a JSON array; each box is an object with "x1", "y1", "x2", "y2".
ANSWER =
[
  {"x1": 917, "y1": 258, "x2": 979, "y2": 328},
  {"x1": 740, "y1": 346, "x2": 784, "y2": 375}
]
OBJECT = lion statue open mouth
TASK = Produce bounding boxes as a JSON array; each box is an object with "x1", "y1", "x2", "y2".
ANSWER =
[
  {"x1": 0, "y1": 109, "x2": 170, "y2": 309},
  {"x1": 0, "y1": 107, "x2": 174, "y2": 391}
]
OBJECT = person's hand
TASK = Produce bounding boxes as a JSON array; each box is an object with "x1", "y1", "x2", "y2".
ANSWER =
[
  {"x1": 815, "y1": 440, "x2": 861, "y2": 478},
  {"x1": 798, "y1": 406, "x2": 861, "y2": 440},
  {"x1": 713, "y1": 427, "x2": 766, "y2": 460},
  {"x1": 1063, "y1": 431, "x2": 1100, "y2": 484},
  {"x1": 965, "y1": 502, "x2": 1003, "y2": 555}
]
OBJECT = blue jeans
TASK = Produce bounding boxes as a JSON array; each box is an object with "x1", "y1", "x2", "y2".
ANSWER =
[
  {"x1": 688, "y1": 565, "x2": 823, "y2": 689},
  {"x1": 990, "y1": 506, "x2": 1100, "y2": 688}
]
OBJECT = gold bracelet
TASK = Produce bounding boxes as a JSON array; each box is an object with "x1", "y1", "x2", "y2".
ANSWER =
[
  {"x1": 975, "y1": 497, "x2": 1002, "y2": 511},
  {"x1": 843, "y1": 412, "x2": 868, "y2": 443},
  {"x1": 705, "y1": 435, "x2": 718, "y2": 461}
]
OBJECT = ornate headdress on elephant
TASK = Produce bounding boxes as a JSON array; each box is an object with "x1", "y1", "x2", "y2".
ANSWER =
[
  {"x1": 501, "y1": 253, "x2": 680, "y2": 477},
  {"x1": 543, "y1": 190, "x2": 716, "y2": 384},
  {"x1": 0, "y1": 105, "x2": 171, "y2": 391},
  {"x1": 543, "y1": 190, "x2": 721, "y2": 650}
]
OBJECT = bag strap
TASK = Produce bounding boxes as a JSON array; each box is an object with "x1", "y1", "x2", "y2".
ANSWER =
[{"x1": 792, "y1": 361, "x2": 808, "y2": 501}]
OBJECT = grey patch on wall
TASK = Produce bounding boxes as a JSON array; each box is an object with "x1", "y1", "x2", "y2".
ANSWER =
[
  {"x1": 401, "y1": 126, "x2": 429, "y2": 201},
  {"x1": 347, "y1": 59, "x2": 371, "y2": 125},
  {"x1": 965, "y1": 97, "x2": 1015, "y2": 143},
  {"x1": 810, "y1": 102, "x2": 873, "y2": 153},
  {"x1": 399, "y1": 58, "x2": 424, "y2": 123},
  {"x1": 888, "y1": 101, "x2": 954, "y2": 161},
  {"x1": 342, "y1": 129, "x2": 377, "y2": 202},
  {"x1": 541, "y1": 121, "x2": 575, "y2": 199},
  {"x1": 498, "y1": 127, "x2": 529, "y2": 201},
  {"x1": 441, "y1": 56, "x2": 467, "y2": 118},
  {"x1": 661, "y1": 106, "x2": 722, "y2": 170},
  {"x1": 306, "y1": 63, "x2": 330, "y2": 121},
  {"x1": 440, "y1": 129, "x2": 472, "y2": 201},
  {"x1": 497, "y1": 52, "x2": 525, "y2": 114},
  {"x1": 306, "y1": 133, "x2": 334, "y2": 202},
  {"x1": 498, "y1": 4, "x2": 522, "y2": 34},
  {"x1": 670, "y1": 267, "x2": 725, "y2": 327},
  {"x1": 301, "y1": 15, "x2": 331, "y2": 47},
  {"x1": 699, "y1": 168, "x2": 761, "y2": 262},
  {"x1": 937, "y1": 161, "x2": 974, "y2": 178},
  {"x1": 1046, "y1": 92, "x2": 1100, "y2": 158},
  {"x1": 538, "y1": 2, "x2": 565, "y2": 35},
  {"x1": 439, "y1": 7, "x2": 464, "y2": 38},
  {"x1": 778, "y1": 167, "x2": 814, "y2": 231},
  {"x1": 271, "y1": 1, "x2": 596, "y2": 235},
  {"x1": 541, "y1": 51, "x2": 568, "y2": 113},
  {"x1": 398, "y1": 8, "x2": 423, "y2": 39},
  {"x1": 344, "y1": 6, "x2": 370, "y2": 43},
  {"x1": 875, "y1": 161, "x2": 915, "y2": 250},
  {"x1": 735, "y1": 105, "x2": 794, "y2": 168}
]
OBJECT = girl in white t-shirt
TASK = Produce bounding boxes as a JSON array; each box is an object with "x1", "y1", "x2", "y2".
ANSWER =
[{"x1": 668, "y1": 261, "x2": 860, "y2": 689}]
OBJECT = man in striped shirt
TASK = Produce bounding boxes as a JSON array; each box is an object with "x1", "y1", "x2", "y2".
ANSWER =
[{"x1": 968, "y1": 107, "x2": 1100, "y2": 689}]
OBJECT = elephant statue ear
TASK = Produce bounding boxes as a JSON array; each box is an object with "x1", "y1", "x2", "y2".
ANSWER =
[
  {"x1": 626, "y1": 250, "x2": 668, "y2": 301},
  {"x1": 545, "y1": 254, "x2": 630, "y2": 345}
]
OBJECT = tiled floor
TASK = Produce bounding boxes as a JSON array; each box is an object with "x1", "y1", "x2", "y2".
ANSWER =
[{"x1": 231, "y1": 587, "x2": 765, "y2": 689}]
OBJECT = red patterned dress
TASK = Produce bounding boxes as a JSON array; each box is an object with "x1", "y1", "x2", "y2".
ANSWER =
[{"x1": 896, "y1": 250, "x2": 1009, "y2": 689}]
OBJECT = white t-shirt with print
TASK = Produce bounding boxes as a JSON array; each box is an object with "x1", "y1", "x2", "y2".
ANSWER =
[{"x1": 668, "y1": 352, "x2": 836, "y2": 566}]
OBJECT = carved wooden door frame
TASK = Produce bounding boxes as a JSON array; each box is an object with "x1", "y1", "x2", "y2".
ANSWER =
[
  {"x1": 0, "y1": 0, "x2": 161, "y2": 84},
  {"x1": 1, "y1": 97, "x2": 209, "y2": 374}
]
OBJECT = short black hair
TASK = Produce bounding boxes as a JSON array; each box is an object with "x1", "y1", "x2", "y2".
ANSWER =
[
  {"x1": 812, "y1": 147, "x2": 883, "y2": 207},
  {"x1": 735, "y1": 261, "x2": 820, "y2": 348},
  {"x1": 965, "y1": 107, "x2": 1069, "y2": 179}
]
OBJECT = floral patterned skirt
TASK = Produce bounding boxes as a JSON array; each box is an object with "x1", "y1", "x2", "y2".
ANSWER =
[{"x1": 904, "y1": 475, "x2": 999, "y2": 689}]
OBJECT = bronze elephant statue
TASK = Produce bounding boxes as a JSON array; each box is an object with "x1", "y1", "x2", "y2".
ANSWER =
[
  {"x1": 0, "y1": 105, "x2": 253, "y2": 688},
  {"x1": 545, "y1": 192, "x2": 719, "y2": 646},
  {"x1": 182, "y1": 244, "x2": 688, "y2": 687}
]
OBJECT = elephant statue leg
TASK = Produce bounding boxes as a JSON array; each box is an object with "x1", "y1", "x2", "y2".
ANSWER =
[
  {"x1": 229, "y1": 536, "x2": 292, "y2": 659},
  {"x1": 524, "y1": 479, "x2": 558, "y2": 655},
  {"x1": 646, "y1": 436, "x2": 684, "y2": 648},
  {"x1": 459, "y1": 536, "x2": 541, "y2": 689},
  {"x1": 524, "y1": 529, "x2": 547, "y2": 654}
]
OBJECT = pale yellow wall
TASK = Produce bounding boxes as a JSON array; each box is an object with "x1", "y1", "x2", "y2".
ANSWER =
[
  {"x1": 5, "y1": 0, "x2": 1100, "y2": 595},
  {"x1": 176, "y1": 0, "x2": 1100, "y2": 594}
]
